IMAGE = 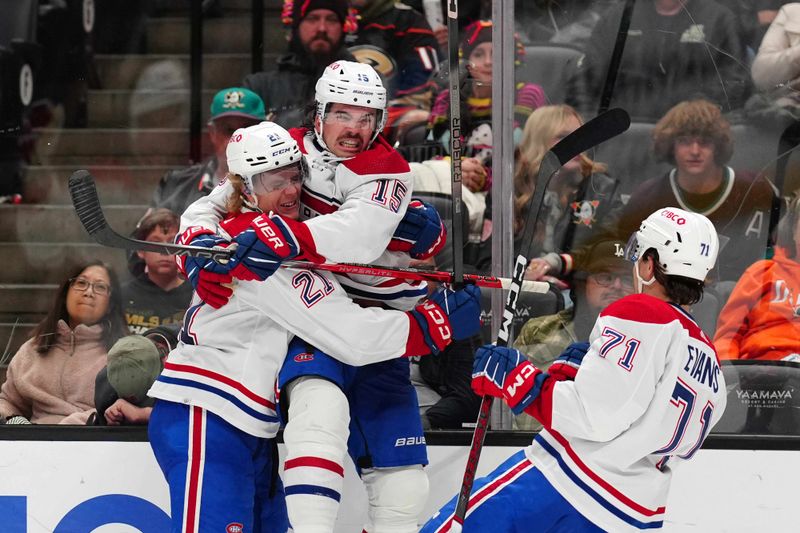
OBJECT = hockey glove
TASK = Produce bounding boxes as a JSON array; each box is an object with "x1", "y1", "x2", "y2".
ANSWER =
[
  {"x1": 231, "y1": 213, "x2": 301, "y2": 281},
  {"x1": 408, "y1": 285, "x2": 481, "y2": 355},
  {"x1": 388, "y1": 199, "x2": 447, "y2": 259},
  {"x1": 548, "y1": 341, "x2": 590, "y2": 382},
  {"x1": 176, "y1": 226, "x2": 235, "y2": 309},
  {"x1": 471, "y1": 345, "x2": 548, "y2": 414}
]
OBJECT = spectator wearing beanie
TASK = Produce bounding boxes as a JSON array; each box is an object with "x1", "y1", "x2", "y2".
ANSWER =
[{"x1": 243, "y1": 0, "x2": 356, "y2": 128}]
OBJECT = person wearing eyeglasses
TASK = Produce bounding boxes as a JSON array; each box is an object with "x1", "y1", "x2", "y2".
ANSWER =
[
  {"x1": 0, "y1": 261, "x2": 129, "y2": 425},
  {"x1": 513, "y1": 239, "x2": 633, "y2": 431}
]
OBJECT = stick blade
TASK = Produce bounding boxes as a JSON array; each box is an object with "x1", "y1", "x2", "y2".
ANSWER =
[
  {"x1": 551, "y1": 108, "x2": 630, "y2": 166},
  {"x1": 69, "y1": 169, "x2": 109, "y2": 237}
]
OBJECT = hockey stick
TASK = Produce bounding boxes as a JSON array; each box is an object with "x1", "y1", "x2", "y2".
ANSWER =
[
  {"x1": 597, "y1": 0, "x2": 636, "y2": 115},
  {"x1": 447, "y1": 0, "x2": 465, "y2": 284},
  {"x1": 770, "y1": 121, "x2": 800, "y2": 246},
  {"x1": 68, "y1": 169, "x2": 549, "y2": 293},
  {"x1": 69, "y1": 170, "x2": 236, "y2": 264},
  {"x1": 450, "y1": 108, "x2": 631, "y2": 530}
]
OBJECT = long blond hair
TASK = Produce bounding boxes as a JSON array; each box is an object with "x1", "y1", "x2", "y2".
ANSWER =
[
  {"x1": 225, "y1": 172, "x2": 248, "y2": 214},
  {"x1": 512, "y1": 105, "x2": 607, "y2": 233}
]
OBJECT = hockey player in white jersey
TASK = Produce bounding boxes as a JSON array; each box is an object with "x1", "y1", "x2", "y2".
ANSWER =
[
  {"x1": 178, "y1": 61, "x2": 445, "y2": 532},
  {"x1": 147, "y1": 122, "x2": 480, "y2": 533},
  {"x1": 423, "y1": 208, "x2": 728, "y2": 532}
]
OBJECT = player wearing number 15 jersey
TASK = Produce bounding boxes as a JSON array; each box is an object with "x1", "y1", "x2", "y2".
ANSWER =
[{"x1": 424, "y1": 207, "x2": 728, "y2": 532}]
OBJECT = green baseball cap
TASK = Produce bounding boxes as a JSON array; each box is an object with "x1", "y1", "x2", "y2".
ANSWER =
[
  {"x1": 107, "y1": 335, "x2": 163, "y2": 405},
  {"x1": 210, "y1": 87, "x2": 265, "y2": 121}
]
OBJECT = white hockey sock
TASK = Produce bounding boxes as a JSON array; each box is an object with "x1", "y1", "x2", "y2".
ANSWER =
[
  {"x1": 283, "y1": 377, "x2": 350, "y2": 533},
  {"x1": 361, "y1": 465, "x2": 429, "y2": 533}
]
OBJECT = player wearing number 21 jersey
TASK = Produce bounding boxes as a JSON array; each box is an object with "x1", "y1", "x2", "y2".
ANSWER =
[{"x1": 424, "y1": 207, "x2": 727, "y2": 532}]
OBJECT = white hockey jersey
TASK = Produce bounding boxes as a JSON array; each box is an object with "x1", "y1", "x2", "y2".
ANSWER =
[
  {"x1": 524, "y1": 293, "x2": 727, "y2": 531},
  {"x1": 149, "y1": 213, "x2": 434, "y2": 438},
  {"x1": 180, "y1": 128, "x2": 428, "y2": 310}
]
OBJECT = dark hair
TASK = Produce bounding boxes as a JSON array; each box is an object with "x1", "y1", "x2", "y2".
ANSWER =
[
  {"x1": 775, "y1": 194, "x2": 800, "y2": 259},
  {"x1": 643, "y1": 249, "x2": 705, "y2": 306},
  {"x1": 30, "y1": 260, "x2": 130, "y2": 354},
  {"x1": 133, "y1": 208, "x2": 179, "y2": 241}
]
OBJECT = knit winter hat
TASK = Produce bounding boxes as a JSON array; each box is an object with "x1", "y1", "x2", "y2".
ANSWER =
[
  {"x1": 282, "y1": 0, "x2": 349, "y2": 27},
  {"x1": 460, "y1": 20, "x2": 493, "y2": 61},
  {"x1": 107, "y1": 335, "x2": 162, "y2": 405},
  {"x1": 460, "y1": 20, "x2": 525, "y2": 66}
]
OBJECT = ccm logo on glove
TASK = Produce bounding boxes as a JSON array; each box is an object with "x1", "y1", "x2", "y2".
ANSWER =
[
  {"x1": 506, "y1": 362, "x2": 537, "y2": 397},
  {"x1": 419, "y1": 301, "x2": 451, "y2": 341}
]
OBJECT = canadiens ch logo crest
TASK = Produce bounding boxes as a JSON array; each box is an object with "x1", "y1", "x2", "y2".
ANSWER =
[
  {"x1": 294, "y1": 352, "x2": 314, "y2": 362},
  {"x1": 570, "y1": 200, "x2": 600, "y2": 227},
  {"x1": 226, "y1": 523, "x2": 244, "y2": 533}
]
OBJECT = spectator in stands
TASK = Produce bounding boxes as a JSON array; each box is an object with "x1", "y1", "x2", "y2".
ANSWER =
[
  {"x1": 346, "y1": 0, "x2": 442, "y2": 140},
  {"x1": 513, "y1": 0, "x2": 617, "y2": 48},
  {"x1": 246, "y1": 0, "x2": 355, "y2": 128},
  {"x1": 150, "y1": 87, "x2": 264, "y2": 216},
  {"x1": 93, "y1": 333, "x2": 167, "y2": 426},
  {"x1": 566, "y1": 0, "x2": 750, "y2": 120},
  {"x1": 405, "y1": 0, "x2": 489, "y2": 49},
  {"x1": 756, "y1": 1, "x2": 798, "y2": 42},
  {"x1": 408, "y1": 257, "x2": 482, "y2": 430},
  {"x1": 427, "y1": 20, "x2": 545, "y2": 193},
  {"x1": 0, "y1": 261, "x2": 128, "y2": 424},
  {"x1": 122, "y1": 209, "x2": 192, "y2": 335},
  {"x1": 477, "y1": 105, "x2": 622, "y2": 276},
  {"x1": 748, "y1": 3, "x2": 800, "y2": 127},
  {"x1": 612, "y1": 99, "x2": 776, "y2": 282},
  {"x1": 514, "y1": 238, "x2": 632, "y2": 430},
  {"x1": 714, "y1": 194, "x2": 800, "y2": 361}
]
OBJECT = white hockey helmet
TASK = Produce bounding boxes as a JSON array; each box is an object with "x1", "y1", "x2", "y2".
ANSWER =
[
  {"x1": 624, "y1": 207, "x2": 719, "y2": 282},
  {"x1": 314, "y1": 60, "x2": 388, "y2": 151},
  {"x1": 226, "y1": 121, "x2": 305, "y2": 195}
]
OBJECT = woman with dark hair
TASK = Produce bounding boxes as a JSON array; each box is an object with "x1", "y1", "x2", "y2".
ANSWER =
[
  {"x1": 0, "y1": 260, "x2": 129, "y2": 424},
  {"x1": 715, "y1": 193, "x2": 800, "y2": 360}
]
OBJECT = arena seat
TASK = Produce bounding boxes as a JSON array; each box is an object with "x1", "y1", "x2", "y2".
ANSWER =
[
  {"x1": 591, "y1": 121, "x2": 670, "y2": 197},
  {"x1": 517, "y1": 43, "x2": 584, "y2": 105},
  {"x1": 394, "y1": 121, "x2": 444, "y2": 163},
  {"x1": 713, "y1": 360, "x2": 800, "y2": 436},
  {"x1": 478, "y1": 282, "x2": 564, "y2": 345}
]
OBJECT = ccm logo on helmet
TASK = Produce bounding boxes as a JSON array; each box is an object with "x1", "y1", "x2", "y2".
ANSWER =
[
  {"x1": 660, "y1": 209, "x2": 686, "y2": 225},
  {"x1": 272, "y1": 147, "x2": 291, "y2": 157}
]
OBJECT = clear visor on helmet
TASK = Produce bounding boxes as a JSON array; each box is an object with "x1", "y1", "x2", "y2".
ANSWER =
[
  {"x1": 251, "y1": 163, "x2": 305, "y2": 195},
  {"x1": 624, "y1": 233, "x2": 641, "y2": 263},
  {"x1": 323, "y1": 108, "x2": 378, "y2": 130}
]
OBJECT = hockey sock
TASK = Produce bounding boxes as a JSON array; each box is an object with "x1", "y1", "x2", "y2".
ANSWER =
[
  {"x1": 283, "y1": 377, "x2": 350, "y2": 533},
  {"x1": 361, "y1": 465, "x2": 429, "y2": 533}
]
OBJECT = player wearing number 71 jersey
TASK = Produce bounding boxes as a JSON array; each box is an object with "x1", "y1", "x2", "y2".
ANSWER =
[{"x1": 423, "y1": 207, "x2": 727, "y2": 532}]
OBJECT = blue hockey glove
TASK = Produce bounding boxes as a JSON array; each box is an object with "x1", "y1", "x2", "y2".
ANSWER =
[
  {"x1": 472, "y1": 345, "x2": 547, "y2": 414},
  {"x1": 408, "y1": 284, "x2": 481, "y2": 355},
  {"x1": 549, "y1": 341, "x2": 590, "y2": 382},
  {"x1": 232, "y1": 213, "x2": 301, "y2": 281},
  {"x1": 176, "y1": 226, "x2": 234, "y2": 309},
  {"x1": 388, "y1": 199, "x2": 447, "y2": 259}
]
